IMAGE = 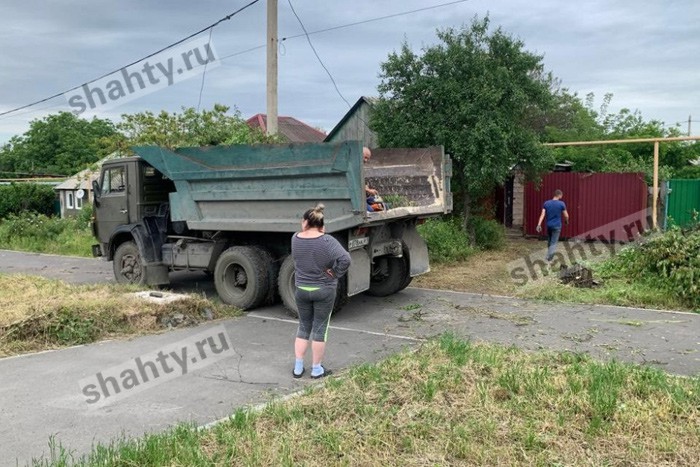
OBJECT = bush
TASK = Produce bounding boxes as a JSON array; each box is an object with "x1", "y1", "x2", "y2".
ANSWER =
[
  {"x1": 417, "y1": 217, "x2": 475, "y2": 264},
  {"x1": 601, "y1": 225, "x2": 700, "y2": 309},
  {"x1": 0, "y1": 183, "x2": 56, "y2": 218},
  {"x1": 470, "y1": 216, "x2": 506, "y2": 251},
  {"x1": 0, "y1": 212, "x2": 94, "y2": 256},
  {"x1": 673, "y1": 165, "x2": 700, "y2": 179}
]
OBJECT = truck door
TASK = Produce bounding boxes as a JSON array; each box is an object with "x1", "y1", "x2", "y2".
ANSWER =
[{"x1": 95, "y1": 163, "x2": 129, "y2": 245}]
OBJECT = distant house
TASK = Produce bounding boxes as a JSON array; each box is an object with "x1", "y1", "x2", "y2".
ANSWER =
[
  {"x1": 54, "y1": 152, "x2": 123, "y2": 218},
  {"x1": 246, "y1": 114, "x2": 326, "y2": 142},
  {"x1": 54, "y1": 166, "x2": 97, "y2": 218},
  {"x1": 324, "y1": 96, "x2": 378, "y2": 148}
]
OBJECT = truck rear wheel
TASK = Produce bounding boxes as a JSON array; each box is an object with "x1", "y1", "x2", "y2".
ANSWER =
[
  {"x1": 113, "y1": 241, "x2": 147, "y2": 285},
  {"x1": 278, "y1": 255, "x2": 349, "y2": 319},
  {"x1": 396, "y1": 243, "x2": 413, "y2": 292},
  {"x1": 278, "y1": 255, "x2": 298, "y2": 318},
  {"x1": 214, "y1": 246, "x2": 269, "y2": 310},
  {"x1": 366, "y1": 255, "x2": 407, "y2": 297}
]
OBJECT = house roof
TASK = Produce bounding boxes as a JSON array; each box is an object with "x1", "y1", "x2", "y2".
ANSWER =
[
  {"x1": 54, "y1": 152, "x2": 124, "y2": 191},
  {"x1": 246, "y1": 114, "x2": 326, "y2": 143},
  {"x1": 324, "y1": 96, "x2": 377, "y2": 142}
]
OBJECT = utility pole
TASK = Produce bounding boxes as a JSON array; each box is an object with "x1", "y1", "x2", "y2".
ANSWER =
[
  {"x1": 688, "y1": 115, "x2": 692, "y2": 137},
  {"x1": 266, "y1": 0, "x2": 278, "y2": 136}
]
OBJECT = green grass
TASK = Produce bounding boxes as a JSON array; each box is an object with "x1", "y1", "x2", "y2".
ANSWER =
[
  {"x1": 417, "y1": 217, "x2": 476, "y2": 264},
  {"x1": 0, "y1": 213, "x2": 95, "y2": 257},
  {"x1": 517, "y1": 273, "x2": 693, "y2": 311},
  {"x1": 32, "y1": 334, "x2": 700, "y2": 466},
  {"x1": 0, "y1": 274, "x2": 240, "y2": 356}
]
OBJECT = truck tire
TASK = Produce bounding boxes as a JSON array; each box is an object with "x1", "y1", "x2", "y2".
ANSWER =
[
  {"x1": 366, "y1": 255, "x2": 408, "y2": 297},
  {"x1": 214, "y1": 246, "x2": 269, "y2": 310},
  {"x1": 113, "y1": 241, "x2": 147, "y2": 285},
  {"x1": 396, "y1": 243, "x2": 413, "y2": 292},
  {"x1": 253, "y1": 246, "x2": 279, "y2": 306},
  {"x1": 278, "y1": 255, "x2": 298, "y2": 318},
  {"x1": 278, "y1": 255, "x2": 349, "y2": 319}
]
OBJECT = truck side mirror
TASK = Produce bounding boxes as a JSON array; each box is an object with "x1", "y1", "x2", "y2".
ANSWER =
[{"x1": 92, "y1": 179, "x2": 101, "y2": 206}]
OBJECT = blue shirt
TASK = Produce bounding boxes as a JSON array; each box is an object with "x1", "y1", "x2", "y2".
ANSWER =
[{"x1": 543, "y1": 199, "x2": 567, "y2": 229}]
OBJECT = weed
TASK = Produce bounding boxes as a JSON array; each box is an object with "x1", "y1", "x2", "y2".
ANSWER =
[
  {"x1": 0, "y1": 213, "x2": 94, "y2": 257},
  {"x1": 417, "y1": 217, "x2": 475, "y2": 264},
  {"x1": 31, "y1": 336, "x2": 700, "y2": 466},
  {"x1": 0, "y1": 274, "x2": 239, "y2": 355}
]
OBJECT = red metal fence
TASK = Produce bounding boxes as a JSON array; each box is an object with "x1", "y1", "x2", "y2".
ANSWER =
[{"x1": 524, "y1": 172, "x2": 647, "y2": 241}]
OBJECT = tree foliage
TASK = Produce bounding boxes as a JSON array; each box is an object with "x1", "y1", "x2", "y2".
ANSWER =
[
  {"x1": 112, "y1": 104, "x2": 276, "y2": 151},
  {"x1": 371, "y1": 17, "x2": 555, "y2": 222},
  {"x1": 0, "y1": 112, "x2": 117, "y2": 177},
  {"x1": 543, "y1": 92, "x2": 699, "y2": 182},
  {"x1": 0, "y1": 183, "x2": 56, "y2": 218}
]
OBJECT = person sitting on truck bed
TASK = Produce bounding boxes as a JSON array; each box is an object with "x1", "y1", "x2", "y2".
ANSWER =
[
  {"x1": 292, "y1": 204, "x2": 351, "y2": 379},
  {"x1": 363, "y1": 147, "x2": 383, "y2": 212}
]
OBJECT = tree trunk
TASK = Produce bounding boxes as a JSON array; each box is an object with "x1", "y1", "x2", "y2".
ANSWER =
[{"x1": 458, "y1": 167, "x2": 476, "y2": 246}]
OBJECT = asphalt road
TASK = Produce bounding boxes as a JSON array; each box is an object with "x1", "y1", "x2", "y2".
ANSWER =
[{"x1": 0, "y1": 249, "x2": 698, "y2": 466}]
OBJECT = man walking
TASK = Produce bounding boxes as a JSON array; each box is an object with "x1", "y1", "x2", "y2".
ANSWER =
[{"x1": 536, "y1": 189, "x2": 569, "y2": 263}]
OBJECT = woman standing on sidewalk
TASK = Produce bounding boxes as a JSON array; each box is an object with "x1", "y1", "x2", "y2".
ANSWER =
[{"x1": 291, "y1": 204, "x2": 351, "y2": 379}]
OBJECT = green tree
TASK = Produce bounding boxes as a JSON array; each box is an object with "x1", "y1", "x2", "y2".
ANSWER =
[
  {"x1": 113, "y1": 104, "x2": 276, "y2": 150},
  {"x1": 0, "y1": 112, "x2": 117, "y2": 177},
  {"x1": 545, "y1": 93, "x2": 695, "y2": 182},
  {"x1": 371, "y1": 17, "x2": 555, "y2": 233}
]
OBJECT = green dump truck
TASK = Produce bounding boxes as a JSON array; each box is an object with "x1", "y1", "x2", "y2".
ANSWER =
[{"x1": 91, "y1": 142, "x2": 452, "y2": 314}]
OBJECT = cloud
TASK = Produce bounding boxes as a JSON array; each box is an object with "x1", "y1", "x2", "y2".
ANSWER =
[{"x1": 0, "y1": 0, "x2": 698, "y2": 142}]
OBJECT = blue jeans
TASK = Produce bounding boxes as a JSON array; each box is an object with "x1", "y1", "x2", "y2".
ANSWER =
[{"x1": 546, "y1": 228, "x2": 561, "y2": 262}]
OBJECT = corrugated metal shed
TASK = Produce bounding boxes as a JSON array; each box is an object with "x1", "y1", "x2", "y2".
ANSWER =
[
  {"x1": 525, "y1": 172, "x2": 647, "y2": 241},
  {"x1": 667, "y1": 179, "x2": 700, "y2": 227}
]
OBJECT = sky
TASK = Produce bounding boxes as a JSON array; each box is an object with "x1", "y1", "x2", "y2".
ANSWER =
[{"x1": 0, "y1": 0, "x2": 698, "y2": 145}]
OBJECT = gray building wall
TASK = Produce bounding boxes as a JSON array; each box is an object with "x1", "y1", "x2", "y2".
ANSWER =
[{"x1": 325, "y1": 101, "x2": 378, "y2": 148}]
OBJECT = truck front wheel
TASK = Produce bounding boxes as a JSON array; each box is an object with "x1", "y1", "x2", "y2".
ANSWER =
[
  {"x1": 214, "y1": 246, "x2": 269, "y2": 310},
  {"x1": 366, "y1": 255, "x2": 408, "y2": 297},
  {"x1": 113, "y1": 241, "x2": 147, "y2": 285}
]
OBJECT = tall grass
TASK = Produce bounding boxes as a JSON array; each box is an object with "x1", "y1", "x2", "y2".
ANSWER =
[
  {"x1": 417, "y1": 217, "x2": 475, "y2": 264},
  {"x1": 0, "y1": 211, "x2": 95, "y2": 257},
  {"x1": 519, "y1": 226, "x2": 700, "y2": 311},
  {"x1": 33, "y1": 335, "x2": 700, "y2": 466},
  {"x1": 0, "y1": 274, "x2": 239, "y2": 356}
]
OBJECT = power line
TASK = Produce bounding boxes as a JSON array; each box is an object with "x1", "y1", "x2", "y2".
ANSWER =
[
  {"x1": 0, "y1": 0, "x2": 262, "y2": 119},
  {"x1": 287, "y1": 0, "x2": 352, "y2": 108},
  {"x1": 217, "y1": 0, "x2": 472, "y2": 62},
  {"x1": 197, "y1": 28, "x2": 215, "y2": 111},
  {"x1": 0, "y1": 0, "x2": 470, "y2": 122},
  {"x1": 282, "y1": 0, "x2": 471, "y2": 43}
]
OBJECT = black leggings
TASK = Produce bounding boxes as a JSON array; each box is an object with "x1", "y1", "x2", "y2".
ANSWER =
[{"x1": 295, "y1": 286, "x2": 336, "y2": 342}]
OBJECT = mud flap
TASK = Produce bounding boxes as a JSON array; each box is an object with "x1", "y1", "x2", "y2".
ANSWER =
[
  {"x1": 347, "y1": 248, "x2": 371, "y2": 296},
  {"x1": 144, "y1": 263, "x2": 170, "y2": 286},
  {"x1": 402, "y1": 224, "x2": 429, "y2": 277}
]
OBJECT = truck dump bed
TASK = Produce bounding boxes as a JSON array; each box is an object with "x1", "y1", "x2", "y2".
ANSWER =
[{"x1": 132, "y1": 142, "x2": 451, "y2": 233}]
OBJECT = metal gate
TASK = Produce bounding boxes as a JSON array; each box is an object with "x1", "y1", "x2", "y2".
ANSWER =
[{"x1": 667, "y1": 179, "x2": 700, "y2": 227}]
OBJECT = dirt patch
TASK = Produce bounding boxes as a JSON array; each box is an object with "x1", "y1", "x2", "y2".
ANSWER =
[{"x1": 413, "y1": 237, "x2": 544, "y2": 295}]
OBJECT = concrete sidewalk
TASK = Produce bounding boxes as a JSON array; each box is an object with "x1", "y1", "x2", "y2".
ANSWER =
[{"x1": 1, "y1": 288, "x2": 699, "y2": 465}]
